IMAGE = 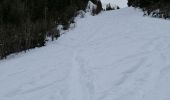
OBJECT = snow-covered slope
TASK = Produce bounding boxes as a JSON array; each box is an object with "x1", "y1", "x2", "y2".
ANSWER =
[{"x1": 1, "y1": 7, "x2": 170, "y2": 100}]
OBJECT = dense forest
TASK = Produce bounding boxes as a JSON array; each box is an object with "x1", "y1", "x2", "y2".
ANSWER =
[
  {"x1": 128, "y1": 0, "x2": 170, "y2": 18},
  {"x1": 0, "y1": 0, "x2": 102, "y2": 59}
]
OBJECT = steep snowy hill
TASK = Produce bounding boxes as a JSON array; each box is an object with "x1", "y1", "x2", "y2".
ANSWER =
[{"x1": 1, "y1": 7, "x2": 170, "y2": 100}]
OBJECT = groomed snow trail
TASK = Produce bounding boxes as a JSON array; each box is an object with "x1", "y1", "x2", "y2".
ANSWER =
[{"x1": 1, "y1": 7, "x2": 170, "y2": 100}]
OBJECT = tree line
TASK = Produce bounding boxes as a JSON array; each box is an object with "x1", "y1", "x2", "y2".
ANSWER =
[
  {"x1": 0, "y1": 0, "x2": 102, "y2": 59},
  {"x1": 128, "y1": 0, "x2": 170, "y2": 19}
]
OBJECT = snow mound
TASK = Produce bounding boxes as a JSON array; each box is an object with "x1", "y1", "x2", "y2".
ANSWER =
[{"x1": 0, "y1": 7, "x2": 170, "y2": 100}]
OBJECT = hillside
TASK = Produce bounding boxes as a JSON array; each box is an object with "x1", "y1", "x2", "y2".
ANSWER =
[
  {"x1": 0, "y1": 7, "x2": 170, "y2": 100},
  {"x1": 0, "y1": 0, "x2": 102, "y2": 59}
]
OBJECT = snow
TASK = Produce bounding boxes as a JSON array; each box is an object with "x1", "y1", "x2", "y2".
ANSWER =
[{"x1": 1, "y1": 7, "x2": 170, "y2": 100}]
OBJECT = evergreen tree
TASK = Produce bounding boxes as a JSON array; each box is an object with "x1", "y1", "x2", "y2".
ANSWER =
[
  {"x1": 128, "y1": 0, "x2": 170, "y2": 19},
  {"x1": 0, "y1": 0, "x2": 102, "y2": 59}
]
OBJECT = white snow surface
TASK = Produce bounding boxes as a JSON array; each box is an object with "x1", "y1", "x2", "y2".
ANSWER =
[{"x1": 1, "y1": 7, "x2": 170, "y2": 100}]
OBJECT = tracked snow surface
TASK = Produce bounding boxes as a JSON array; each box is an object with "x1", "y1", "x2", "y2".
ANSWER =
[{"x1": 1, "y1": 7, "x2": 170, "y2": 100}]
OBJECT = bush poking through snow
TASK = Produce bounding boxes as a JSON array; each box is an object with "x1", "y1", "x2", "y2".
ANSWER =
[
  {"x1": 104, "y1": 3, "x2": 120, "y2": 11},
  {"x1": 106, "y1": 3, "x2": 115, "y2": 11},
  {"x1": 86, "y1": 0, "x2": 103, "y2": 16}
]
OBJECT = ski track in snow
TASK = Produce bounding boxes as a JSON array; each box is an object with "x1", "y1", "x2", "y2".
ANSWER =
[{"x1": 1, "y1": 7, "x2": 170, "y2": 100}]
